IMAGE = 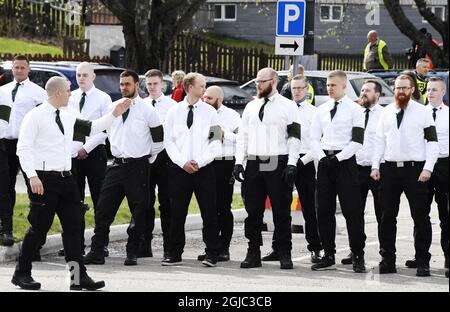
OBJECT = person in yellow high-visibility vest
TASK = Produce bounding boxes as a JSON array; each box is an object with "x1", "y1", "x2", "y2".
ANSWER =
[
  {"x1": 414, "y1": 58, "x2": 431, "y2": 104},
  {"x1": 280, "y1": 64, "x2": 316, "y2": 105},
  {"x1": 363, "y1": 30, "x2": 393, "y2": 71}
]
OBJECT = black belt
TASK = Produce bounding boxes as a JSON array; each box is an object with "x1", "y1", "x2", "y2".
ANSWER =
[
  {"x1": 113, "y1": 154, "x2": 150, "y2": 165},
  {"x1": 248, "y1": 155, "x2": 288, "y2": 163},
  {"x1": 36, "y1": 170, "x2": 72, "y2": 178},
  {"x1": 438, "y1": 157, "x2": 449, "y2": 163},
  {"x1": 384, "y1": 161, "x2": 425, "y2": 168},
  {"x1": 323, "y1": 150, "x2": 342, "y2": 156}
]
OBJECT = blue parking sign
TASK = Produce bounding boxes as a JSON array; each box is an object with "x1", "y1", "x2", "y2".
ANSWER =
[{"x1": 276, "y1": 0, "x2": 306, "y2": 37}]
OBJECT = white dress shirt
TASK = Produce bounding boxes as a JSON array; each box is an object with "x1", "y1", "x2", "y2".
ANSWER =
[
  {"x1": 216, "y1": 104, "x2": 241, "y2": 159},
  {"x1": 310, "y1": 95, "x2": 365, "y2": 162},
  {"x1": 356, "y1": 103, "x2": 384, "y2": 167},
  {"x1": 17, "y1": 101, "x2": 118, "y2": 179},
  {"x1": 68, "y1": 85, "x2": 112, "y2": 155},
  {"x1": 164, "y1": 99, "x2": 221, "y2": 169},
  {"x1": 236, "y1": 92, "x2": 301, "y2": 166},
  {"x1": 107, "y1": 96, "x2": 164, "y2": 161},
  {"x1": 143, "y1": 93, "x2": 177, "y2": 125},
  {"x1": 426, "y1": 103, "x2": 449, "y2": 158},
  {"x1": 0, "y1": 78, "x2": 47, "y2": 139},
  {"x1": 372, "y1": 100, "x2": 439, "y2": 172},
  {"x1": 0, "y1": 89, "x2": 12, "y2": 136},
  {"x1": 296, "y1": 100, "x2": 317, "y2": 165}
]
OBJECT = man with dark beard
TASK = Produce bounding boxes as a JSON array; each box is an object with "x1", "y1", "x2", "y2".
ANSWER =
[
  {"x1": 84, "y1": 70, "x2": 164, "y2": 266},
  {"x1": 201, "y1": 86, "x2": 241, "y2": 262},
  {"x1": 234, "y1": 68, "x2": 301, "y2": 270},
  {"x1": 341, "y1": 79, "x2": 384, "y2": 266},
  {"x1": 371, "y1": 74, "x2": 439, "y2": 277}
]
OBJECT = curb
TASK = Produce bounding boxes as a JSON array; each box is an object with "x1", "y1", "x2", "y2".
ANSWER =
[{"x1": 0, "y1": 209, "x2": 249, "y2": 263}]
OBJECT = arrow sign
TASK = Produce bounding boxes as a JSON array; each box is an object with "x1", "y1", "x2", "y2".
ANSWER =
[{"x1": 275, "y1": 37, "x2": 304, "y2": 56}]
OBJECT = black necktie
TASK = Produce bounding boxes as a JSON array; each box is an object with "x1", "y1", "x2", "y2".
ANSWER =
[
  {"x1": 364, "y1": 108, "x2": 370, "y2": 128},
  {"x1": 397, "y1": 109, "x2": 404, "y2": 129},
  {"x1": 152, "y1": 99, "x2": 156, "y2": 107},
  {"x1": 432, "y1": 108, "x2": 438, "y2": 121},
  {"x1": 55, "y1": 110, "x2": 64, "y2": 135},
  {"x1": 330, "y1": 101, "x2": 339, "y2": 121},
  {"x1": 187, "y1": 105, "x2": 194, "y2": 129},
  {"x1": 79, "y1": 92, "x2": 86, "y2": 112},
  {"x1": 259, "y1": 98, "x2": 269, "y2": 121},
  {"x1": 122, "y1": 109, "x2": 130, "y2": 123},
  {"x1": 11, "y1": 82, "x2": 21, "y2": 102}
]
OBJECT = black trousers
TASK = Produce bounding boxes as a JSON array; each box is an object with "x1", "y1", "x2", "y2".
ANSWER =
[
  {"x1": 426, "y1": 157, "x2": 449, "y2": 257},
  {"x1": 167, "y1": 163, "x2": 220, "y2": 257},
  {"x1": 140, "y1": 150, "x2": 171, "y2": 252},
  {"x1": 378, "y1": 162, "x2": 431, "y2": 264},
  {"x1": 295, "y1": 159, "x2": 322, "y2": 252},
  {"x1": 16, "y1": 172, "x2": 86, "y2": 276},
  {"x1": 212, "y1": 158, "x2": 235, "y2": 251},
  {"x1": 90, "y1": 159, "x2": 150, "y2": 255},
  {"x1": 243, "y1": 155, "x2": 292, "y2": 253},
  {"x1": 72, "y1": 145, "x2": 107, "y2": 249},
  {"x1": 358, "y1": 165, "x2": 382, "y2": 224},
  {"x1": 316, "y1": 156, "x2": 366, "y2": 257},
  {"x1": 0, "y1": 139, "x2": 25, "y2": 234}
]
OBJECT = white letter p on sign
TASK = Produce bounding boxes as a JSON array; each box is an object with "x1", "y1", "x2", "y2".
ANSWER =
[{"x1": 284, "y1": 5, "x2": 300, "y2": 33}]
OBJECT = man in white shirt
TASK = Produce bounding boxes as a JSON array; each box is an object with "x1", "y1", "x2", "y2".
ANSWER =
[
  {"x1": 138, "y1": 69, "x2": 176, "y2": 259},
  {"x1": 405, "y1": 77, "x2": 449, "y2": 278},
  {"x1": 371, "y1": 74, "x2": 439, "y2": 277},
  {"x1": 341, "y1": 79, "x2": 385, "y2": 266},
  {"x1": 12, "y1": 76, "x2": 130, "y2": 291},
  {"x1": 310, "y1": 70, "x2": 366, "y2": 273},
  {"x1": 234, "y1": 68, "x2": 301, "y2": 270},
  {"x1": 163, "y1": 73, "x2": 222, "y2": 267},
  {"x1": 200, "y1": 85, "x2": 241, "y2": 262},
  {"x1": 0, "y1": 55, "x2": 46, "y2": 246},
  {"x1": 84, "y1": 70, "x2": 164, "y2": 267}
]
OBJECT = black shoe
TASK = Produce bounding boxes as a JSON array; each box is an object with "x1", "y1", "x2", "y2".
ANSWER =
[
  {"x1": 11, "y1": 273, "x2": 41, "y2": 290},
  {"x1": 137, "y1": 243, "x2": 153, "y2": 258},
  {"x1": 261, "y1": 250, "x2": 279, "y2": 262},
  {"x1": 341, "y1": 252, "x2": 353, "y2": 265},
  {"x1": 202, "y1": 255, "x2": 218, "y2": 267},
  {"x1": 280, "y1": 253, "x2": 293, "y2": 270},
  {"x1": 405, "y1": 258, "x2": 417, "y2": 268},
  {"x1": 2, "y1": 233, "x2": 14, "y2": 247},
  {"x1": 163, "y1": 251, "x2": 170, "y2": 259},
  {"x1": 377, "y1": 260, "x2": 397, "y2": 274},
  {"x1": 124, "y1": 253, "x2": 138, "y2": 266},
  {"x1": 70, "y1": 274, "x2": 105, "y2": 291},
  {"x1": 218, "y1": 250, "x2": 230, "y2": 262},
  {"x1": 416, "y1": 263, "x2": 431, "y2": 277},
  {"x1": 352, "y1": 255, "x2": 366, "y2": 273},
  {"x1": 161, "y1": 255, "x2": 183, "y2": 266},
  {"x1": 83, "y1": 251, "x2": 105, "y2": 265},
  {"x1": 32, "y1": 250, "x2": 42, "y2": 262},
  {"x1": 311, "y1": 255, "x2": 336, "y2": 271},
  {"x1": 310, "y1": 251, "x2": 322, "y2": 264},
  {"x1": 240, "y1": 250, "x2": 262, "y2": 269},
  {"x1": 197, "y1": 254, "x2": 207, "y2": 261}
]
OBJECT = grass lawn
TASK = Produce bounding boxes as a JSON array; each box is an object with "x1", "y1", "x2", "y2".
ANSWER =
[
  {"x1": 0, "y1": 37, "x2": 63, "y2": 55},
  {"x1": 12, "y1": 193, "x2": 245, "y2": 242},
  {"x1": 200, "y1": 32, "x2": 274, "y2": 54}
]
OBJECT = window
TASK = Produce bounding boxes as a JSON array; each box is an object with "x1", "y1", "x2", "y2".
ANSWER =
[
  {"x1": 320, "y1": 5, "x2": 343, "y2": 22},
  {"x1": 214, "y1": 4, "x2": 237, "y2": 21},
  {"x1": 423, "y1": 6, "x2": 446, "y2": 23}
]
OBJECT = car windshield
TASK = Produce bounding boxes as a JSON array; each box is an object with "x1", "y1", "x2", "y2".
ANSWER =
[{"x1": 350, "y1": 78, "x2": 394, "y2": 97}]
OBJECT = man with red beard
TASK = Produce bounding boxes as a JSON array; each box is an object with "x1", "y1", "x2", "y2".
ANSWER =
[
  {"x1": 341, "y1": 80, "x2": 385, "y2": 266},
  {"x1": 371, "y1": 74, "x2": 439, "y2": 277}
]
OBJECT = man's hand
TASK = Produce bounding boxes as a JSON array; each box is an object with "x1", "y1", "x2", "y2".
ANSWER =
[
  {"x1": 418, "y1": 170, "x2": 432, "y2": 182},
  {"x1": 112, "y1": 98, "x2": 132, "y2": 117},
  {"x1": 282, "y1": 165, "x2": 297, "y2": 188},
  {"x1": 233, "y1": 164, "x2": 245, "y2": 183},
  {"x1": 370, "y1": 169, "x2": 380, "y2": 181},
  {"x1": 30, "y1": 176, "x2": 44, "y2": 195},
  {"x1": 77, "y1": 147, "x2": 89, "y2": 160},
  {"x1": 190, "y1": 160, "x2": 199, "y2": 172},
  {"x1": 183, "y1": 161, "x2": 198, "y2": 174}
]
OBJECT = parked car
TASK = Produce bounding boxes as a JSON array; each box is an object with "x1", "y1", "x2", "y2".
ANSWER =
[
  {"x1": 368, "y1": 69, "x2": 449, "y2": 105},
  {"x1": 139, "y1": 75, "x2": 254, "y2": 115},
  {"x1": 240, "y1": 70, "x2": 395, "y2": 106},
  {"x1": 0, "y1": 61, "x2": 125, "y2": 101}
]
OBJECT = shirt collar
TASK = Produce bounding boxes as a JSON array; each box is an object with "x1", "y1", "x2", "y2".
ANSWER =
[
  {"x1": 297, "y1": 100, "x2": 308, "y2": 108},
  {"x1": 151, "y1": 93, "x2": 164, "y2": 103},
  {"x1": 81, "y1": 85, "x2": 96, "y2": 97},
  {"x1": 14, "y1": 78, "x2": 29, "y2": 86},
  {"x1": 428, "y1": 103, "x2": 444, "y2": 110},
  {"x1": 43, "y1": 101, "x2": 59, "y2": 113},
  {"x1": 184, "y1": 98, "x2": 202, "y2": 109}
]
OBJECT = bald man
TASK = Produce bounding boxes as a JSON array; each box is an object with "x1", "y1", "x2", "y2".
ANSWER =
[
  {"x1": 201, "y1": 86, "x2": 241, "y2": 262},
  {"x1": 12, "y1": 76, "x2": 130, "y2": 290},
  {"x1": 363, "y1": 30, "x2": 393, "y2": 71}
]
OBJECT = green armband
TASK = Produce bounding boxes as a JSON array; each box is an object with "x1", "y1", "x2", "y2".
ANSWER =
[
  {"x1": 424, "y1": 126, "x2": 438, "y2": 142},
  {"x1": 287, "y1": 122, "x2": 301, "y2": 140},
  {"x1": 352, "y1": 127, "x2": 365, "y2": 144},
  {"x1": 0, "y1": 105, "x2": 11, "y2": 123},
  {"x1": 150, "y1": 125, "x2": 164, "y2": 143},
  {"x1": 73, "y1": 119, "x2": 92, "y2": 143}
]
